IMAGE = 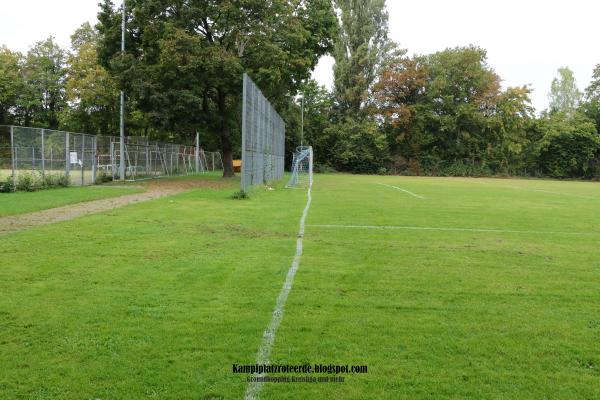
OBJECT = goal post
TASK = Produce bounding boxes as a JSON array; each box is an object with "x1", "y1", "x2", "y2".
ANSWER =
[{"x1": 286, "y1": 146, "x2": 313, "y2": 188}]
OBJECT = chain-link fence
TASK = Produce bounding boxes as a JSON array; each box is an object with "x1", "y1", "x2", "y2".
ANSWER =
[
  {"x1": 241, "y1": 73, "x2": 285, "y2": 191},
  {"x1": 0, "y1": 125, "x2": 223, "y2": 188}
]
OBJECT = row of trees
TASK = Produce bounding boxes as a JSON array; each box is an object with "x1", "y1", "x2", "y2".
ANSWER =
[
  {"x1": 0, "y1": 24, "x2": 118, "y2": 135},
  {"x1": 300, "y1": 1, "x2": 600, "y2": 179},
  {"x1": 1, "y1": 0, "x2": 599, "y2": 179}
]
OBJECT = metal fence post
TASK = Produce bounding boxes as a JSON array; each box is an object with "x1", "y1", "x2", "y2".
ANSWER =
[
  {"x1": 92, "y1": 136, "x2": 97, "y2": 184},
  {"x1": 81, "y1": 135, "x2": 85, "y2": 185},
  {"x1": 110, "y1": 140, "x2": 115, "y2": 180},
  {"x1": 65, "y1": 132, "x2": 70, "y2": 179},
  {"x1": 41, "y1": 129, "x2": 45, "y2": 178},
  {"x1": 195, "y1": 132, "x2": 200, "y2": 173},
  {"x1": 10, "y1": 126, "x2": 16, "y2": 190}
]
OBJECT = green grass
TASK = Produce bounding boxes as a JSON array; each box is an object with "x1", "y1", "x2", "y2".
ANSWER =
[
  {"x1": 1, "y1": 174, "x2": 600, "y2": 399},
  {"x1": 0, "y1": 186, "x2": 144, "y2": 217}
]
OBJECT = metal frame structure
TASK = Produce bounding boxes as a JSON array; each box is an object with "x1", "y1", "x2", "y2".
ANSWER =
[
  {"x1": 0, "y1": 125, "x2": 223, "y2": 189},
  {"x1": 241, "y1": 73, "x2": 285, "y2": 191}
]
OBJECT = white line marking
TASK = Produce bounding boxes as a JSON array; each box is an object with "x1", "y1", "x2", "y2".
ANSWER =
[
  {"x1": 377, "y1": 183, "x2": 426, "y2": 199},
  {"x1": 244, "y1": 181, "x2": 313, "y2": 400},
  {"x1": 308, "y1": 224, "x2": 595, "y2": 236}
]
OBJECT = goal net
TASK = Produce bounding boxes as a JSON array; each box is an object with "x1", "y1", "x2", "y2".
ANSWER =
[{"x1": 286, "y1": 146, "x2": 313, "y2": 188}]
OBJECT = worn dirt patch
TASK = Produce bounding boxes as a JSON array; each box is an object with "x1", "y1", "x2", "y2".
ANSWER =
[{"x1": 0, "y1": 177, "x2": 236, "y2": 236}]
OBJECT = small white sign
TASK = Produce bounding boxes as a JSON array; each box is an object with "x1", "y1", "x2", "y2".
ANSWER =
[{"x1": 69, "y1": 151, "x2": 78, "y2": 164}]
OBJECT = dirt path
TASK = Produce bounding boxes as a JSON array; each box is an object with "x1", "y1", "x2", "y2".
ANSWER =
[{"x1": 0, "y1": 178, "x2": 230, "y2": 236}]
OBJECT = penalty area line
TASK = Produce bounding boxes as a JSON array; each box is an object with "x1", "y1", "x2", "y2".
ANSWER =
[
  {"x1": 308, "y1": 224, "x2": 595, "y2": 236},
  {"x1": 377, "y1": 183, "x2": 426, "y2": 199},
  {"x1": 244, "y1": 181, "x2": 313, "y2": 400}
]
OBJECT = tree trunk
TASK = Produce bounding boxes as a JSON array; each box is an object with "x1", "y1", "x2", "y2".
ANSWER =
[{"x1": 218, "y1": 88, "x2": 235, "y2": 178}]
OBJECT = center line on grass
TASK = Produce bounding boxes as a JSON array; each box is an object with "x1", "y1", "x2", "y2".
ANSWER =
[
  {"x1": 308, "y1": 224, "x2": 595, "y2": 236},
  {"x1": 244, "y1": 181, "x2": 313, "y2": 400},
  {"x1": 377, "y1": 183, "x2": 426, "y2": 199}
]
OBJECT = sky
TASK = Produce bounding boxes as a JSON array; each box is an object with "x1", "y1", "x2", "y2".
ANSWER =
[{"x1": 0, "y1": 0, "x2": 598, "y2": 112}]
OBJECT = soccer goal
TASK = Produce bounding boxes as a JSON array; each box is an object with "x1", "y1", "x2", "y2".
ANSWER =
[{"x1": 286, "y1": 146, "x2": 313, "y2": 188}]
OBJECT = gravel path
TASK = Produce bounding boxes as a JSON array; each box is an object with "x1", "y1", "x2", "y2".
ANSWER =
[{"x1": 0, "y1": 178, "x2": 230, "y2": 236}]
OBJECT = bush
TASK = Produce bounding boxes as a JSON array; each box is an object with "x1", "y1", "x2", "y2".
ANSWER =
[
  {"x1": 16, "y1": 172, "x2": 40, "y2": 192},
  {"x1": 41, "y1": 173, "x2": 70, "y2": 189},
  {"x1": 327, "y1": 118, "x2": 389, "y2": 174},
  {"x1": 231, "y1": 190, "x2": 250, "y2": 200},
  {"x1": 95, "y1": 170, "x2": 113, "y2": 184},
  {"x1": 536, "y1": 112, "x2": 600, "y2": 178},
  {"x1": 313, "y1": 163, "x2": 336, "y2": 173},
  {"x1": 0, "y1": 178, "x2": 14, "y2": 193}
]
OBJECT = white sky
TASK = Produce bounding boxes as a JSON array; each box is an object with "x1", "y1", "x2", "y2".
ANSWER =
[{"x1": 0, "y1": 0, "x2": 598, "y2": 112}]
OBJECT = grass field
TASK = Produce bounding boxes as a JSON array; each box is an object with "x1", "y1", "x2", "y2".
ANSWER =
[
  {"x1": 1, "y1": 174, "x2": 600, "y2": 399},
  {"x1": 0, "y1": 186, "x2": 144, "y2": 217}
]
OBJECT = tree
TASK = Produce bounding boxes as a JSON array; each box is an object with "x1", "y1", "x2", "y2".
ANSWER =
[
  {"x1": 22, "y1": 37, "x2": 67, "y2": 129},
  {"x1": 296, "y1": 79, "x2": 334, "y2": 165},
  {"x1": 536, "y1": 112, "x2": 599, "y2": 178},
  {"x1": 581, "y1": 64, "x2": 600, "y2": 134},
  {"x1": 373, "y1": 46, "x2": 536, "y2": 176},
  {"x1": 327, "y1": 117, "x2": 388, "y2": 173},
  {"x1": 332, "y1": 0, "x2": 397, "y2": 116},
  {"x1": 0, "y1": 47, "x2": 25, "y2": 125},
  {"x1": 96, "y1": 0, "x2": 337, "y2": 177},
  {"x1": 548, "y1": 67, "x2": 581, "y2": 115},
  {"x1": 61, "y1": 23, "x2": 119, "y2": 135}
]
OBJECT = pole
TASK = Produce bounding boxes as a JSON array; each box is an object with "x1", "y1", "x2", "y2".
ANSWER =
[
  {"x1": 81, "y1": 135, "x2": 85, "y2": 185},
  {"x1": 10, "y1": 126, "x2": 16, "y2": 190},
  {"x1": 119, "y1": 0, "x2": 126, "y2": 180},
  {"x1": 65, "y1": 132, "x2": 70, "y2": 179},
  {"x1": 195, "y1": 132, "x2": 200, "y2": 173},
  {"x1": 41, "y1": 129, "x2": 45, "y2": 178},
  {"x1": 241, "y1": 73, "x2": 248, "y2": 191},
  {"x1": 300, "y1": 94, "x2": 304, "y2": 149},
  {"x1": 92, "y1": 136, "x2": 97, "y2": 184}
]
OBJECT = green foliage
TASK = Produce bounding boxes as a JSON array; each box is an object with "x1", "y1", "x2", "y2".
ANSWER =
[
  {"x1": 374, "y1": 46, "x2": 537, "y2": 176},
  {"x1": 581, "y1": 64, "x2": 600, "y2": 135},
  {"x1": 0, "y1": 177, "x2": 14, "y2": 193},
  {"x1": 11, "y1": 172, "x2": 71, "y2": 192},
  {"x1": 536, "y1": 112, "x2": 600, "y2": 178},
  {"x1": 332, "y1": 0, "x2": 398, "y2": 116},
  {"x1": 41, "y1": 173, "x2": 71, "y2": 189},
  {"x1": 327, "y1": 118, "x2": 388, "y2": 173},
  {"x1": 231, "y1": 190, "x2": 250, "y2": 200},
  {"x1": 95, "y1": 170, "x2": 114, "y2": 184},
  {"x1": 549, "y1": 67, "x2": 582, "y2": 115},
  {"x1": 60, "y1": 23, "x2": 118, "y2": 135},
  {"x1": 96, "y1": 0, "x2": 337, "y2": 176},
  {"x1": 15, "y1": 172, "x2": 39, "y2": 192},
  {"x1": 0, "y1": 46, "x2": 25, "y2": 125},
  {"x1": 23, "y1": 38, "x2": 68, "y2": 129}
]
